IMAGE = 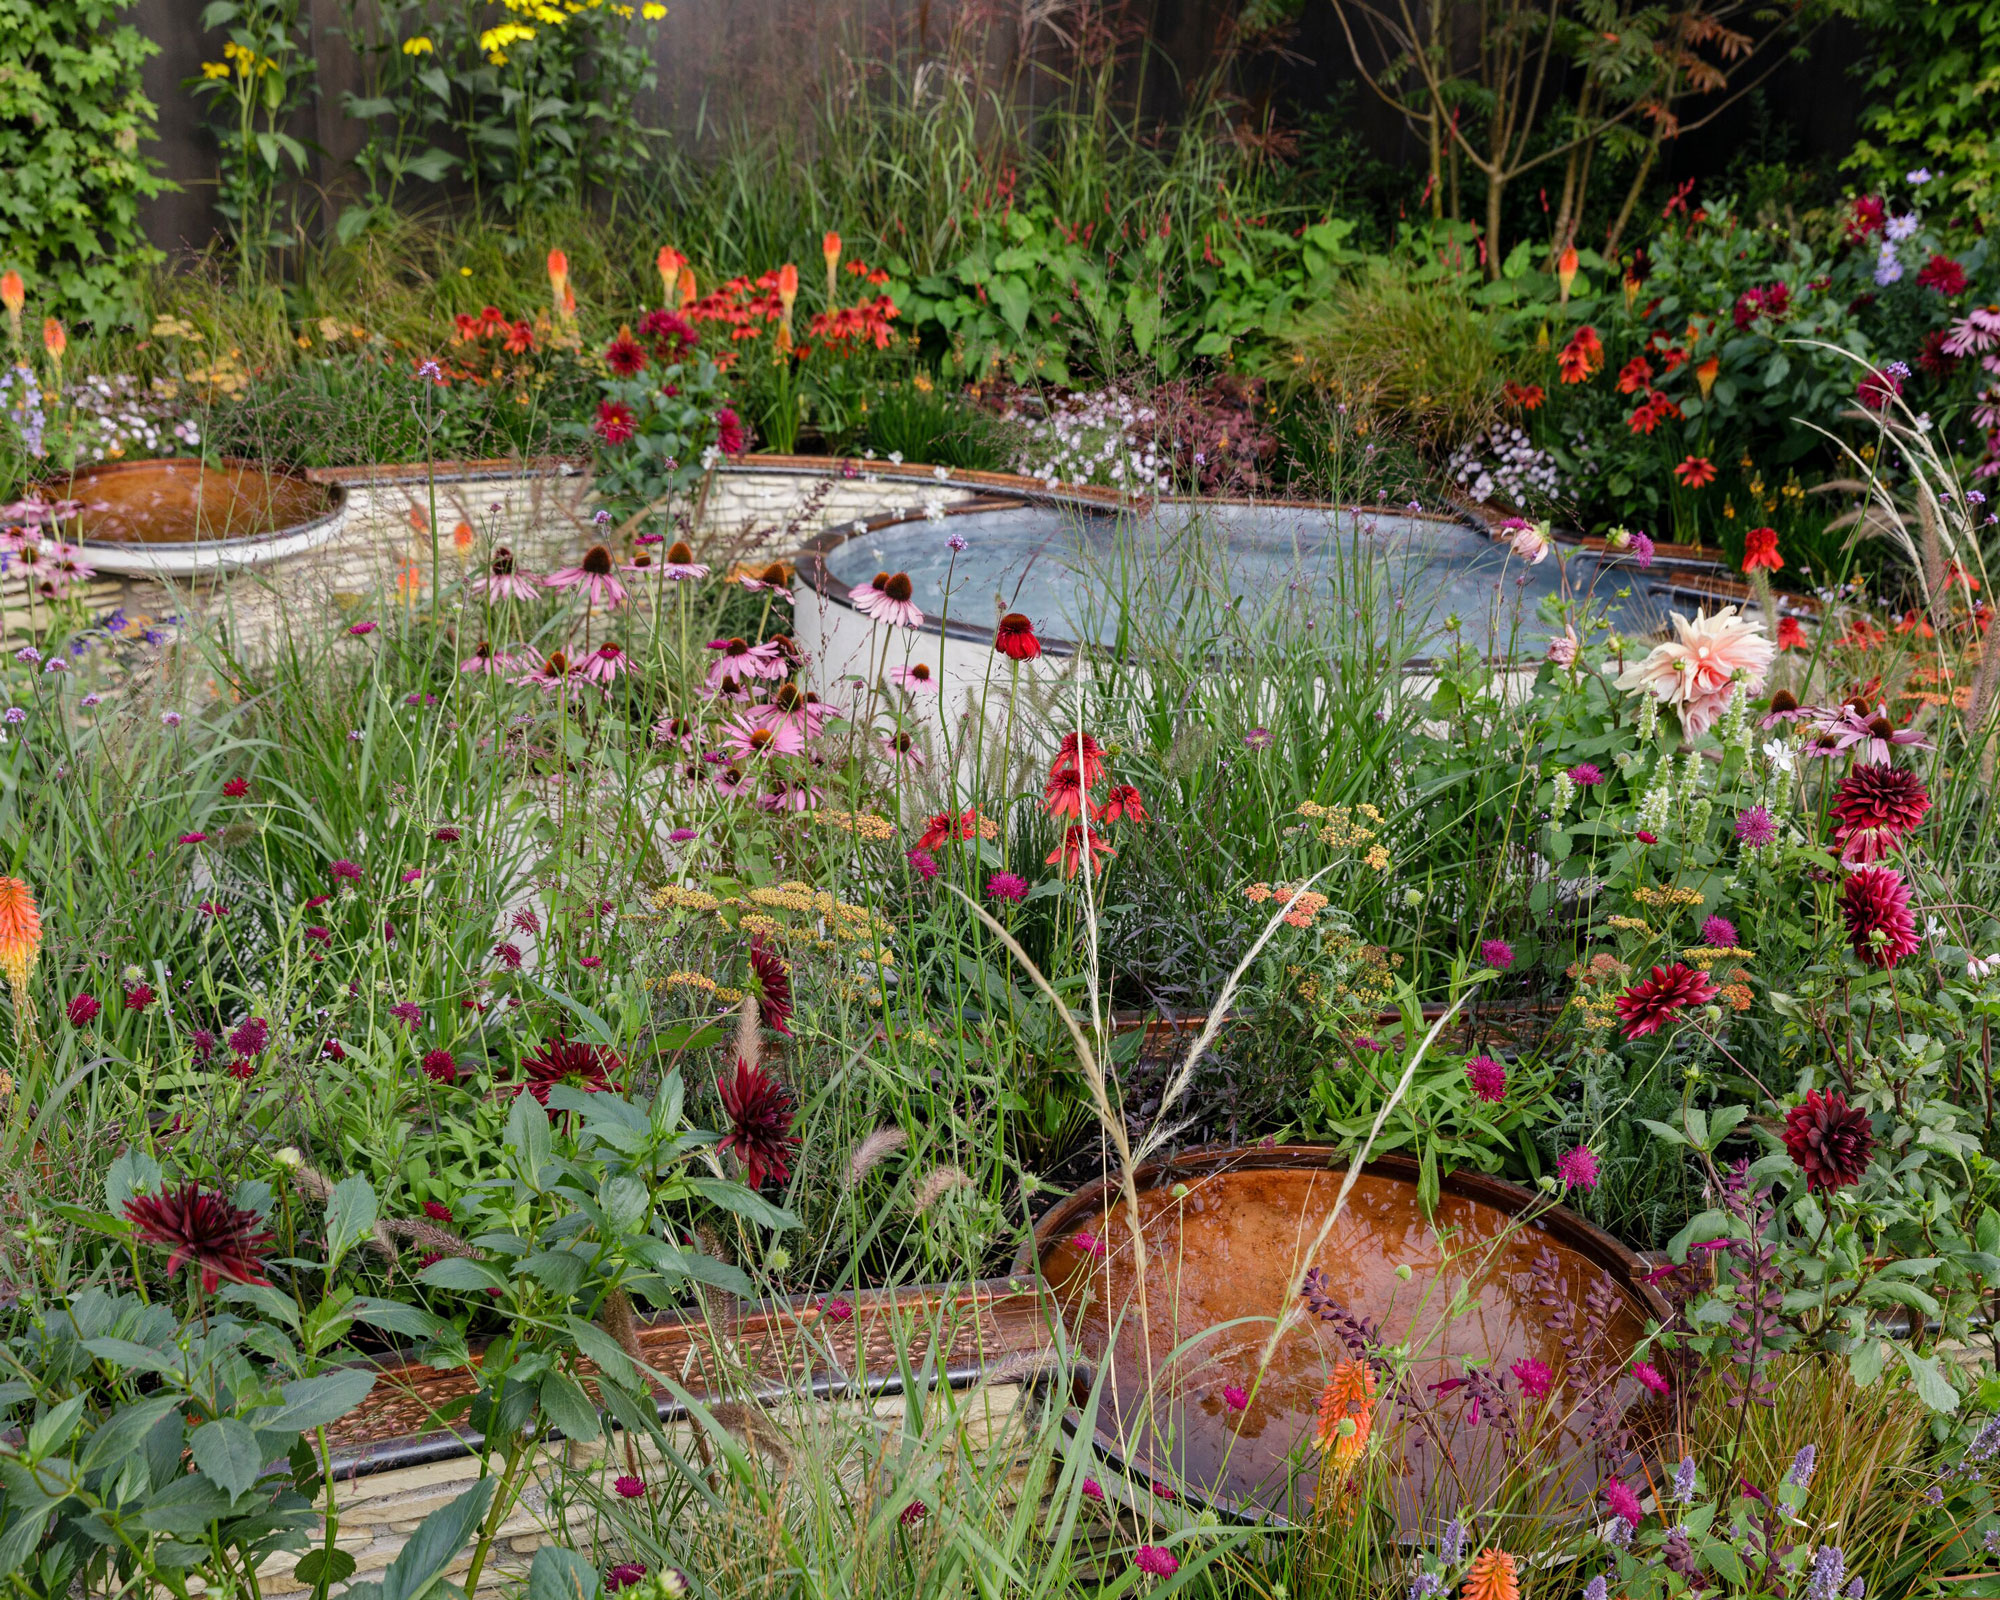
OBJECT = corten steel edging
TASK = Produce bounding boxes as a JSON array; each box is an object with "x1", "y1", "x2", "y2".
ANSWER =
[
  {"x1": 323, "y1": 1276, "x2": 1057, "y2": 1479},
  {"x1": 1016, "y1": 1144, "x2": 1675, "y2": 1526},
  {"x1": 50, "y1": 457, "x2": 347, "y2": 553}
]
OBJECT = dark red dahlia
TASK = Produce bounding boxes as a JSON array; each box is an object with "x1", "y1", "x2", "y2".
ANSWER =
[
  {"x1": 749, "y1": 934, "x2": 793, "y2": 1036},
  {"x1": 1614, "y1": 963, "x2": 1721, "y2": 1039},
  {"x1": 637, "y1": 308, "x2": 696, "y2": 356},
  {"x1": 717, "y1": 1059, "x2": 798, "y2": 1189},
  {"x1": 518, "y1": 1035, "x2": 622, "y2": 1104},
  {"x1": 1830, "y1": 763, "x2": 1929, "y2": 864},
  {"x1": 604, "y1": 329, "x2": 648, "y2": 377},
  {"x1": 1782, "y1": 1088, "x2": 1875, "y2": 1192},
  {"x1": 715, "y1": 407, "x2": 747, "y2": 455},
  {"x1": 123, "y1": 1182, "x2": 274, "y2": 1292},
  {"x1": 1841, "y1": 866, "x2": 1920, "y2": 969},
  {"x1": 1918, "y1": 328, "x2": 1962, "y2": 380},
  {"x1": 1917, "y1": 253, "x2": 1968, "y2": 296}
]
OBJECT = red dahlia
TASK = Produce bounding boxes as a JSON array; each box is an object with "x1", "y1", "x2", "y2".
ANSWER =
[
  {"x1": 1830, "y1": 763, "x2": 1929, "y2": 864},
  {"x1": 717, "y1": 1059, "x2": 798, "y2": 1188},
  {"x1": 995, "y1": 613, "x2": 1042, "y2": 661},
  {"x1": 123, "y1": 1182, "x2": 275, "y2": 1292},
  {"x1": 1614, "y1": 963, "x2": 1721, "y2": 1039},
  {"x1": 1840, "y1": 866, "x2": 1920, "y2": 969},
  {"x1": 748, "y1": 934, "x2": 793, "y2": 1036},
  {"x1": 604, "y1": 328, "x2": 648, "y2": 377},
  {"x1": 594, "y1": 400, "x2": 637, "y2": 445},
  {"x1": 518, "y1": 1035, "x2": 622, "y2": 1103},
  {"x1": 1782, "y1": 1088, "x2": 1875, "y2": 1191}
]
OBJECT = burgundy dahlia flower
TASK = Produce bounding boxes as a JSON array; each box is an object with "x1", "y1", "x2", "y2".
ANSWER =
[
  {"x1": 1614, "y1": 963, "x2": 1720, "y2": 1039},
  {"x1": 1830, "y1": 762, "x2": 1929, "y2": 864},
  {"x1": 123, "y1": 1183, "x2": 275, "y2": 1291},
  {"x1": 1840, "y1": 866, "x2": 1920, "y2": 969},
  {"x1": 717, "y1": 1059, "x2": 798, "y2": 1189},
  {"x1": 1783, "y1": 1088, "x2": 1875, "y2": 1192}
]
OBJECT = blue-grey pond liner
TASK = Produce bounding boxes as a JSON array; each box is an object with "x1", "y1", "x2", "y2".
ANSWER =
[{"x1": 822, "y1": 501, "x2": 1680, "y2": 658}]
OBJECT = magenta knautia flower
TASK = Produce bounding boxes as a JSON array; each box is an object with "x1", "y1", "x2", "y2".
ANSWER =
[
  {"x1": 330, "y1": 858, "x2": 364, "y2": 884},
  {"x1": 906, "y1": 847, "x2": 939, "y2": 880},
  {"x1": 1466, "y1": 1054, "x2": 1507, "y2": 1103},
  {"x1": 1510, "y1": 1357, "x2": 1552, "y2": 1399},
  {"x1": 1133, "y1": 1547, "x2": 1179, "y2": 1578},
  {"x1": 1698, "y1": 914, "x2": 1739, "y2": 947},
  {"x1": 1602, "y1": 1478, "x2": 1645, "y2": 1528},
  {"x1": 178, "y1": 832, "x2": 209, "y2": 845},
  {"x1": 1631, "y1": 1360, "x2": 1671, "y2": 1398},
  {"x1": 1568, "y1": 762, "x2": 1604, "y2": 786},
  {"x1": 821, "y1": 1296, "x2": 854, "y2": 1323},
  {"x1": 229, "y1": 1017, "x2": 269, "y2": 1056},
  {"x1": 1071, "y1": 1229, "x2": 1107, "y2": 1260},
  {"x1": 614, "y1": 1474, "x2": 645, "y2": 1499},
  {"x1": 1736, "y1": 806, "x2": 1777, "y2": 847},
  {"x1": 1243, "y1": 727, "x2": 1273, "y2": 749},
  {"x1": 1557, "y1": 1145, "x2": 1600, "y2": 1189},
  {"x1": 1222, "y1": 1384, "x2": 1248, "y2": 1412},
  {"x1": 1082, "y1": 1477, "x2": 1106, "y2": 1501},
  {"x1": 987, "y1": 871, "x2": 1029, "y2": 902},
  {"x1": 389, "y1": 1001, "x2": 423, "y2": 1028},
  {"x1": 1481, "y1": 939, "x2": 1514, "y2": 970}
]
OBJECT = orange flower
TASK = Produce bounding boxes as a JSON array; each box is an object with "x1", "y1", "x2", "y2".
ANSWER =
[
  {"x1": 42, "y1": 318, "x2": 66, "y2": 360},
  {"x1": 1615, "y1": 356, "x2": 1653, "y2": 395},
  {"x1": 1742, "y1": 525, "x2": 1782, "y2": 572},
  {"x1": 1462, "y1": 1549, "x2": 1520, "y2": 1600},
  {"x1": 452, "y1": 520, "x2": 475, "y2": 551},
  {"x1": 677, "y1": 264, "x2": 697, "y2": 309},
  {"x1": 548, "y1": 250, "x2": 574, "y2": 324},
  {"x1": 1314, "y1": 1359, "x2": 1377, "y2": 1467},
  {"x1": 1695, "y1": 356, "x2": 1720, "y2": 400},
  {"x1": 1502, "y1": 380, "x2": 1545, "y2": 411},
  {"x1": 777, "y1": 262, "x2": 799, "y2": 309},
  {"x1": 822, "y1": 231, "x2": 842, "y2": 303},
  {"x1": 1558, "y1": 325, "x2": 1603, "y2": 384},
  {"x1": 0, "y1": 877, "x2": 42, "y2": 989},
  {"x1": 0, "y1": 270, "x2": 21, "y2": 315},
  {"x1": 1557, "y1": 243, "x2": 1579, "y2": 303},
  {"x1": 657, "y1": 246, "x2": 684, "y2": 300},
  {"x1": 1674, "y1": 455, "x2": 1717, "y2": 489}
]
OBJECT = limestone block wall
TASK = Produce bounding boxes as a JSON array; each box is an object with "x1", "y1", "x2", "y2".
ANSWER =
[{"x1": 257, "y1": 1381, "x2": 1027, "y2": 1597}]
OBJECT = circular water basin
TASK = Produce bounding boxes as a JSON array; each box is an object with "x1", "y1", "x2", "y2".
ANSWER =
[
  {"x1": 53, "y1": 458, "x2": 344, "y2": 576},
  {"x1": 812, "y1": 499, "x2": 1676, "y2": 659},
  {"x1": 1027, "y1": 1146, "x2": 1668, "y2": 1526}
]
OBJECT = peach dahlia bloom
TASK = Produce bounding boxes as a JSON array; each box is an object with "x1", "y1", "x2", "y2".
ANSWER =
[{"x1": 1615, "y1": 605, "x2": 1775, "y2": 736}]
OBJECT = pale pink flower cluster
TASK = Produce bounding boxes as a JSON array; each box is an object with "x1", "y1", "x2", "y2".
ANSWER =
[{"x1": 1615, "y1": 605, "x2": 1775, "y2": 735}]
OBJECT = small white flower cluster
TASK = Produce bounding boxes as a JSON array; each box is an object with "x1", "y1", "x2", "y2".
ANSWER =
[
  {"x1": 1445, "y1": 426, "x2": 1564, "y2": 509},
  {"x1": 1008, "y1": 389, "x2": 1170, "y2": 493},
  {"x1": 67, "y1": 373, "x2": 200, "y2": 461}
]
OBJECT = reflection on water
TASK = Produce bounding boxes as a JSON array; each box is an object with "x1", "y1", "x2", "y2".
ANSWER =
[
  {"x1": 66, "y1": 460, "x2": 334, "y2": 545},
  {"x1": 1041, "y1": 1164, "x2": 1656, "y2": 1523},
  {"x1": 823, "y1": 502, "x2": 1677, "y2": 656}
]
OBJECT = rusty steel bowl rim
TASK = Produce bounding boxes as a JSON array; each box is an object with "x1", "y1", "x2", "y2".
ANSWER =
[
  {"x1": 1017, "y1": 1143, "x2": 1672, "y2": 1525},
  {"x1": 50, "y1": 456, "x2": 345, "y2": 552}
]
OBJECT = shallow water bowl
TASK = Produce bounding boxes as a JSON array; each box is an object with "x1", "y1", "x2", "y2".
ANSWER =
[
  {"x1": 1025, "y1": 1145, "x2": 1668, "y2": 1527},
  {"x1": 58, "y1": 457, "x2": 345, "y2": 577}
]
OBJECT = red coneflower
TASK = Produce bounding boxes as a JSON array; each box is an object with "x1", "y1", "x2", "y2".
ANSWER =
[
  {"x1": 1841, "y1": 866, "x2": 1920, "y2": 969},
  {"x1": 749, "y1": 934, "x2": 793, "y2": 1035},
  {"x1": 995, "y1": 613, "x2": 1042, "y2": 660},
  {"x1": 518, "y1": 1035, "x2": 622, "y2": 1103},
  {"x1": 1614, "y1": 963, "x2": 1721, "y2": 1039},
  {"x1": 1830, "y1": 763, "x2": 1929, "y2": 864},
  {"x1": 1098, "y1": 783, "x2": 1147, "y2": 823},
  {"x1": 1043, "y1": 767, "x2": 1094, "y2": 820},
  {"x1": 1046, "y1": 823, "x2": 1116, "y2": 879},
  {"x1": 1777, "y1": 615, "x2": 1808, "y2": 650},
  {"x1": 604, "y1": 327, "x2": 648, "y2": 376},
  {"x1": 717, "y1": 1059, "x2": 798, "y2": 1188},
  {"x1": 123, "y1": 1183, "x2": 274, "y2": 1292},
  {"x1": 1674, "y1": 455, "x2": 1717, "y2": 489},
  {"x1": 1050, "y1": 731, "x2": 1106, "y2": 787},
  {"x1": 1741, "y1": 526, "x2": 1783, "y2": 572},
  {"x1": 1557, "y1": 325, "x2": 1602, "y2": 384},
  {"x1": 1783, "y1": 1088, "x2": 1875, "y2": 1191}
]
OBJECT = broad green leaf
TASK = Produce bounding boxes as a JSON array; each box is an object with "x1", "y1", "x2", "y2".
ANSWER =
[
  {"x1": 295, "y1": 1548, "x2": 358, "y2": 1589},
  {"x1": 419, "y1": 1257, "x2": 508, "y2": 1294},
  {"x1": 378, "y1": 1478, "x2": 496, "y2": 1600},
  {"x1": 264, "y1": 1370, "x2": 377, "y2": 1433},
  {"x1": 686, "y1": 1176, "x2": 798, "y2": 1232},
  {"x1": 529, "y1": 1544, "x2": 602, "y2": 1600},
  {"x1": 79, "y1": 1397, "x2": 182, "y2": 1474},
  {"x1": 326, "y1": 1177, "x2": 379, "y2": 1274},
  {"x1": 1899, "y1": 1347, "x2": 1960, "y2": 1413},
  {"x1": 190, "y1": 1417, "x2": 263, "y2": 1499},
  {"x1": 537, "y1": 1372, "x2": 601, "y2": 1441}
]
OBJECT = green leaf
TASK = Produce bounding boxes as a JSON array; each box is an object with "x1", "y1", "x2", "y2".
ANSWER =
[
  {"x1": 686, "y1": 1177, "x2": 797, "y2": 1232},
  {"x1": 79, "y1": 1397, "x2": 182, "y2": 1475},
  {"x1": 529, "y1": 1545, "x2": 603, "y2": 1600},
  {"x1": 350, "y1": 1298, "x2": 446, "y2": 1341},
  {"x1": 190, "y1": 1417, "x2": 264, "y2": 1499},
  {"x1": 419, "y1": 1257, "x2": 508, "y2": 1294},
  {"x1": 326, "y1": 1177, "x2": 379, "y2": 1274},
  {"x1": 518, "y1": 1250, "x2": 587, "y2": 1295},
  {"x1": 264, "y1": 1370, "x2": 377, "y2": 1433},
  {"x1": 507, "y1": 1095, "x2": 552, "y2": 1185},
  {"x1": 295, "y1": 1548, "x2": 358, "y2": 1589},
  {"x1": 1899, "y1": 1347, "x2": 1961, "y2": 1413},
  {"x1": 537, "y1": 1372, "x2": 601, "y2": 1442},
  {"x1": 1125, "y1": 283, "x2": 1160, "y2": 356},
  {"x1": 378, "y1": 1478, "x2": 495, "y2": 1600},
  {"x1": 27, "y1": 1394, "x2": 87, "y2": 1458},
  {"x1": 563, "y1": 1317, "x2": 638, "y2": 1390},
  {"x1": 82, "y1": 1335, "x2": 181, "y2": 1377},
  {"x1": 990, "y1": 274, "x2": 1030, "y2": 338}
]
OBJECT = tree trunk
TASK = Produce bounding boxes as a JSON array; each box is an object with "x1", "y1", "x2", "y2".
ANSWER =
[
  {"x1": 1603, "y1": 136, "x2": 1661, "y2": 257},
  {"x1": 1485, "y1": 172, "x2": 1504, "y2": 279}
]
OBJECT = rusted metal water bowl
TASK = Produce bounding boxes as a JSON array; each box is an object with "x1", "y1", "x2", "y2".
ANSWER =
[
  {"x1": 1025, "y1": 1145, "x2": 1669, "y2": 1526},
  {"x1": 56, "y1": 457, "x2": 344, "y2": 577}
]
